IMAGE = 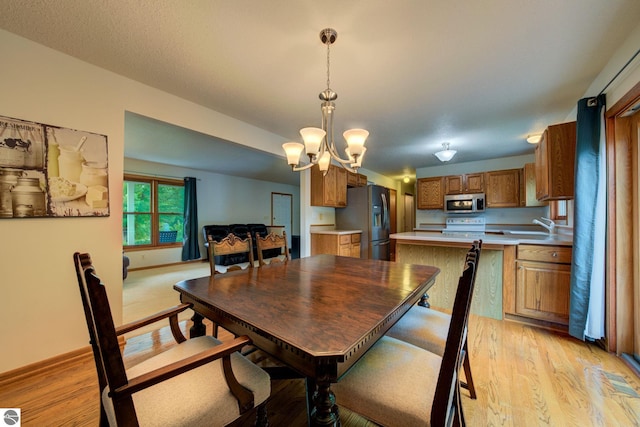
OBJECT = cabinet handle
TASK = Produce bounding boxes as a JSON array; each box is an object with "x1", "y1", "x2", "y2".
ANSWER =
[{"x1": 552, "y1": 252, "x2": 558, "y2": 257}]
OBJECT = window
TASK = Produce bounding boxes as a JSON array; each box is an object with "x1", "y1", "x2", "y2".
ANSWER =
[
  {"x1": 123, "y1": 175, "x2": 184, "y2": 248},
  {"x1": 550, "y1": 200, "x2": 568, "y2": 222}
]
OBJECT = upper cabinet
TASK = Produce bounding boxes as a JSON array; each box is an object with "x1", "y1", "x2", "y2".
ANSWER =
[
  {"x1": 444, "y1": 173, "x2": 484, "y2": 194},
  {"x1": 535, "y1": 121, "x2": 576, "y2": 201},
  {"x1": 311, "y1": 164, "x2": 347, "y2": 207},
  {"x1": 417, "y1": 177, "x2": 444, "y2": 209},
  {"x1": 520, "y1": 163, "x2": 546, "y2": 207},
  {"x1": 347, "y1": 171, "x2": 368, "y2": 188},
  {"x1": 485, "y1": 169, "x2": 521, "y2": 208}
]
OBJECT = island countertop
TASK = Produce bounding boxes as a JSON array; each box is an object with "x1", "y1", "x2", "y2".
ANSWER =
[{"x1": 391, "y1": 231, "x2": 572, "y2": 246}]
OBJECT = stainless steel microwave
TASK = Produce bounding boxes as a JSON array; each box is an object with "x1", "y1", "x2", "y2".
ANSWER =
[{"x1": 444, "y1": 193, "x2": 486, "y2": 214}]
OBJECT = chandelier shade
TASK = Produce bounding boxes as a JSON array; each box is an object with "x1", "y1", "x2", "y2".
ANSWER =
[
  {"x1": 434, "y1": 142, "x2": 457, "y2": 162},
  {"x1": 282, "y1": 28, "x2": 368, "y2": 173}
]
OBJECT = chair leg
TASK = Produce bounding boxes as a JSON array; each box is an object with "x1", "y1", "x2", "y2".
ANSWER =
[
  {"x1": 460, "y1": 340, "x2": 477, "y2": 399},
  {"x1": 255, "y1": 402, "x2": 269, "y2": 427}
]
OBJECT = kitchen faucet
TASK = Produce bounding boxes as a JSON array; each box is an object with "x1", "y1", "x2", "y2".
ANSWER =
[{"x1": 532, "y1": 217, "x2": 555, "y2": 233}]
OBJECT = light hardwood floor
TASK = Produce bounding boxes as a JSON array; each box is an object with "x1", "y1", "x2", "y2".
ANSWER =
[{"x1": 2, "y1": 262, "x2": 639, "y2": 426}]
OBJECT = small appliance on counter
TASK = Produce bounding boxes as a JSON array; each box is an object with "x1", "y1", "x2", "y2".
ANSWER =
[
  {"x1": 336, "y1": 185, "x2": 390, "y2": 260},
  {"x1": 441, "y1": 216, "x2": 486, "y2": 237}
]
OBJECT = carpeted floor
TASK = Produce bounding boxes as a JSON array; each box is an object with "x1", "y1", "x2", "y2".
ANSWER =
[{"x1": 122, "y1": 262, "x2": 210, "y2": 337}]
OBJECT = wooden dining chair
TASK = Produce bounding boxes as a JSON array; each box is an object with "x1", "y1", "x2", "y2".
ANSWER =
[
  {"x1": 331, "y1": 243, "x2": 480, "y2": 427},
  {"x1": 256, "y1": 230, "x2": 290, "y2": 266},
  {"x1": 207, "y1": 232, "x2": 255, "y2": 276},
  {"x1": 73, "y1": 252, "x2": 270, "y2": 427},
  {"x1": 386, "y1": 240, "x2": 482, "y2": 400}
]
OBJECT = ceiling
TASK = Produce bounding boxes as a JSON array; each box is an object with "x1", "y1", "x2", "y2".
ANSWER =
[{"x1": 1, "y1": 1, "x2": 640, "y2": 186}]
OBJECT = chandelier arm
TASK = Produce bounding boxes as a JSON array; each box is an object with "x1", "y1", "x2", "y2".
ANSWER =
[{"x1": 292, "y1": 162, "x2": 316, "y2": 172}]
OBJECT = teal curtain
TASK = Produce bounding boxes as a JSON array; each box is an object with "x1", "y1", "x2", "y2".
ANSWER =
[
  {"x1": 568, "y1": 94, "x2": 606, "y2": 340},
  {"x1": 181, "y1": 177, "x2": 201, "y2": 261}
]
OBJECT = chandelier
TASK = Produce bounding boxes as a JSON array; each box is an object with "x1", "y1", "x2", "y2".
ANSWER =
[{"x1": 282, "y1": 28, "x2": 369, "y2": 173}]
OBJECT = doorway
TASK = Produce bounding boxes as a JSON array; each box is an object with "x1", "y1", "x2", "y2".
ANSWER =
[
  {"x1": 607, "y1": 81, "x2": 640, "y2": 376},
  {"x1": 271, "y1": 192, "x2": 293, "y2": 249},
  {"x1": 403, "y1": 193, "x2": 415, "y2": 232}
]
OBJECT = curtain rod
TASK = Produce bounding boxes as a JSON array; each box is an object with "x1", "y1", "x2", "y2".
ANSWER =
[
  {"x1": 598, "y1": 46, "x2": 640, "y2": 97},
  {"x1": 123, "y1": 170, "x2": 201, "y2": 181}
]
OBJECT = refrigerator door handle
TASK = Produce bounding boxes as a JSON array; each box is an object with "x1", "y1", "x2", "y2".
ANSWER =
[
  {"x1": 381, "y1": 193, "x2": 389, "y2": 230},
  {"x1": 377, "y1": 240, "x2": 390, "y2": 246}
]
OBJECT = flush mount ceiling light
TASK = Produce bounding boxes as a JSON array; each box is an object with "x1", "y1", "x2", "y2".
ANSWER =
[
  {"x1": 282, "y1": 28, "x2": 369, "y2": 174},
  {"x1": 526, "y1": 134, "x2": 542, "y2": 144},
  {"x1": 403, "y1": 176, "x2": 410, "y2": 183},
  {"x1": 434, "y1": 143, "x2": 457, "y2": 162}
]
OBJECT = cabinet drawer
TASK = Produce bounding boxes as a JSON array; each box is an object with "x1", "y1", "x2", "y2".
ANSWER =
[
  {"x1": 339, "y1": 234, "x2": 352, "y2": 245},
  {"x1": 351, "y1": 233, "x2": 361, "y2": 243},
  {"x1": 517, "y1": 244, "x2": 572, "y2": 264}
]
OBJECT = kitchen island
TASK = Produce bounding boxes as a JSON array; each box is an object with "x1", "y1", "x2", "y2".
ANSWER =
[{"x1": 391, "y1": 230, "x2": 573, "y2": 330}]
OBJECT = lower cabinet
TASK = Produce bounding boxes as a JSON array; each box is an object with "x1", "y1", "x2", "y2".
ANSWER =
[
  {"x1": 515, "y1": 244, "x2": 572, "y2": 326},
  {"x1": 311, "y1": 232, "x2": 361, "y2": 258}
]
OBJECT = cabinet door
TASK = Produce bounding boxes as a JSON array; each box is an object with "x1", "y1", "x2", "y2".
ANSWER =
[
  {"x1": 485, "y1": 169, "x2": 520, "y2": 208},
  {"x1": 465, "y1": 173, "x2": 484, "y2": 193},
  {"x1": 516, "y1": 260, "x2": 571, "y2": 325},
  {"x1": 310, "y1": 165, "x2": 347, "y2": 207},
  {"x1": 535, "y1": 132, "x2": 549, "y2": 200},
  {"x1": 546, "y1": 122, "x2": 576, "y2": 200},
  {"x1": 335, "y1": 167, "x2": 347, "y2": 207},
  {"x1": 445, "y1": 175, "x2": 464, "y2": 194},
  {"x1": 535, "y1": 121, "x2": 576, "y2": 201},
  {"x1": 347, "y1": 171, "x2": 358, "y2": 187},
  {"x1": 417, "y1": 177, "x2": 444, "y2": 209},
  {"x1": 357, "y1": 173, "x2": 368, "y2": 187},
  {"x1": 521, "y1": 163, "x2": 546, "y2": 207}
]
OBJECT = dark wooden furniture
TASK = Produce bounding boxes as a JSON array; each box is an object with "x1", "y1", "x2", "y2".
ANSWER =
[
  {"x1": 255, "y1": 230, "x2": 290, "y2": 266},
  {"x1": 174, "y1": 254, "x2": 439, "y2": 426},
  {"x1": 207, "y1": 232, "x2": 254, "y2": 276},
  {"x1": 386, "y1": 240, "x2": 482, "y2": 400},
  {"x1": 332, "y1": 242, "x2": 481, "y2": 426},
  {"x1": 73, "y1": 252, "x2": 270, "y2": 427}
]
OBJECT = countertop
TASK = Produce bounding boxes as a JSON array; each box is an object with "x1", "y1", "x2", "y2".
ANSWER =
[
  {"x1": 310, "y1": 229, "x2": 362, "y2": 235},
  {"x1": 391, "y1": 230, "x2": 573, "y2": 246}
]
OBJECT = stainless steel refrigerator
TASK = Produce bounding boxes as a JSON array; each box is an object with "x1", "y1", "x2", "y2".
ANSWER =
[{"x1": 336, "y1": 185, "x2": 390, "y2": 260}]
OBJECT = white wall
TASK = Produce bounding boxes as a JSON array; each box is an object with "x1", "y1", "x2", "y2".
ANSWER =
[
  {"x1": 124, "y1": 158, "x2": 300, "y2": 269},
  {"x1": 0, "y1": 29, "x2": 289, "y2": 373}
]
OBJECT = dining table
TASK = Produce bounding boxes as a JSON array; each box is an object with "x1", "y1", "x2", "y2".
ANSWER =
[{"x1": 174, "y1": 254, "x2": 440, "y2": 426}]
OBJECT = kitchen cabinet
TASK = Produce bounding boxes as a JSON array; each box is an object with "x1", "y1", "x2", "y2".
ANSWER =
[
  {"x1": 535, "y1": 121, "x2": 576, "y2": 201},
  {"x1": 417, "y1": 177, "x2": 444, "y2": 209},
  {"x1": 520, "y1": 163, "x2": 546, "y2": 207},
  {"x1": 515, "y1": 244, "x2": 572, "y2": 326},
  {"x1": 444, "y1": 173, "x2": 484, "y2": 194},
  {"x1": 311, "y1": 232, "x2": 361, "y2": 258},
  {"x1": 347, "y1": 171, "x2": 368, "y2": 187},
  {"x1": 485, "y1": 169, "x2": 520, "y2": 208},
  {"x1": 311, "y1": 164, "x2": 347, "y2": 207}
]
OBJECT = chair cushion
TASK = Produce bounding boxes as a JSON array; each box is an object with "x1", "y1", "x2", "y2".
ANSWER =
[
  {"x1": 102, "y1": 336, "x2": 270, "y2": 427},
  {"x1": 332, "y1": 336, "x2": 442, "y2": 427},
  {"x1": 386, "y1": 306, "x2": 451, "y2": 355}
]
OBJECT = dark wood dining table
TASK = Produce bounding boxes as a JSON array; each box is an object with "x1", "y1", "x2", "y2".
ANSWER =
[{"x1": 174, "y1": 254, "x2": 439, "y2": 426}]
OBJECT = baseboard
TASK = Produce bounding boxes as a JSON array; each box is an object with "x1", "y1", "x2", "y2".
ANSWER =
[
  {"x1": 128, "y1": 258, "x2": 206, "y2": 272},
  {"x1": 0, "y1": 336, "x2": 126, "y2": 388}
]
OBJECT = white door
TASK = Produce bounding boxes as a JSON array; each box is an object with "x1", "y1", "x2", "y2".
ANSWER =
[{"x1": 272, "y1": 192, "x2": 292, "y2": 247}]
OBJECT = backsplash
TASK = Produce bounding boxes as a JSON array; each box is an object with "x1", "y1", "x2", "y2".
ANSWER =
[{"x1": 416, "y1": 205, "x2": 549, "y2": 227}]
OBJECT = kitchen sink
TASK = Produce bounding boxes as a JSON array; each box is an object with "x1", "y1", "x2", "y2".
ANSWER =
[{"x1": 502, "y1": 230, "x2": 550, "y2": 236}]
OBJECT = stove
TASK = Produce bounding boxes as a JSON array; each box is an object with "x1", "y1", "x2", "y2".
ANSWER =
[{"x1": 442, "y1": 217, "x2": 486, "y2": 236}]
